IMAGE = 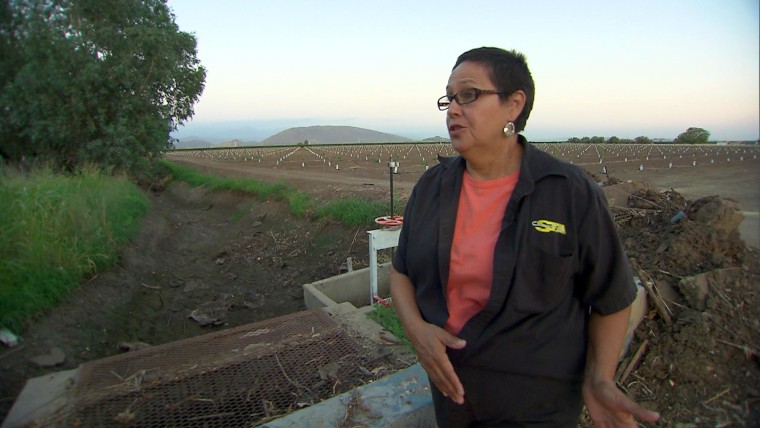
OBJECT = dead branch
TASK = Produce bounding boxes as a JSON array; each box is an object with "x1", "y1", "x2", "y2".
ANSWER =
[
  {"x1": 0, "y1": 344, "x2": 25, "y2": 361},
  {"x1": 618, "y1": 339, "x2": 649, "y2": 384},
  {"x1": 717, "y1": 339, "x2": 758, "y2": 359},
  {"x1": 629, "y1": 193, "x2": 663, "y2": 209},
  {"x1": 140, "y1": 282, "x2": 161, "y2": 290},
  {"x1": 656, "y1": 269, "x2": 682, "y2": 278},
  {"x1": 345, "y1": 227, "x2": 361, "y2": 258},
  {"x1": 611, "y1": 205, "x2": 661, "y2": 213},
  {"x1": 274, "y1": 352, "x2": 312, "y2": 396},
  {"x1": 636, "y1": 268, "x2": 672, "y2": 325},
  {"x1": 702, "y1": 387, "x2": 731, "y2": 405}
]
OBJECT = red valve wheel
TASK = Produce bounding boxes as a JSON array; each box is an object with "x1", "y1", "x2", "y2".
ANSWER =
[{"x1": 374, "y1": 215, "x2": 404, "y2": 227}]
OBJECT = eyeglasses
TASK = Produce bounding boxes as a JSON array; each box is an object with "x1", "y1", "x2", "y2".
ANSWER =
[{"x1": 437, "y1": 88, "x2": 505, "y2": 111}]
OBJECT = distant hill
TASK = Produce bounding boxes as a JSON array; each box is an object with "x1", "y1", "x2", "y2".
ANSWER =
[
  {"x1": 259, "y1": 125, "x2": 413, "y2": 146},
  {"x1": 422, "y1": 136, "x2": 450, "y2": 143},
  {"x1": 173, "y1": 137, "x2": 214, "y2": 149}
]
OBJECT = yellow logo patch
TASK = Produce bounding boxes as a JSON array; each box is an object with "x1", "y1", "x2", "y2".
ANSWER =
[{"x1": 531, "y1": 220, "x2": 566, "y2": 235}]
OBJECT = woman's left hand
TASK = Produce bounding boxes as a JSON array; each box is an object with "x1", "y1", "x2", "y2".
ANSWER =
[{"x1": 582, "y1": 377, "x2": 660, "y2": 427}]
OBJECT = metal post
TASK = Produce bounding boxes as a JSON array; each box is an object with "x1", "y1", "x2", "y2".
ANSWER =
[{"x1": 388, "y1": 161, "x2": 398, "y2": 216}]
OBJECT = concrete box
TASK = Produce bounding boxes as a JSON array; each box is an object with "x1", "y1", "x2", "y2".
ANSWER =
[{"x1": 303, "y1": 262, "x2": 391, "y2": 309}]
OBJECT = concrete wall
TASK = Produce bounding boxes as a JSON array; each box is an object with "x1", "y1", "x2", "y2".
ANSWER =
[
  {"x1": 303, "y1": 262, "x2": 391, "y2": 309},
  {"x1": 259, "y1": 363, "x2": 435, "y2": 428}
]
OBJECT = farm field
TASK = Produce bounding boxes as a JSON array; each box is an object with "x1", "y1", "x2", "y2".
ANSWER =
[
  {"x1": 166, "y1": 141, "x2": 760, "y2": 426},
  {"x1": 168, "y1": 142, "x2": 760, "y2": 248},
  {"x1": 2, "y1": 142, "x2": 758, "y2": 426}
]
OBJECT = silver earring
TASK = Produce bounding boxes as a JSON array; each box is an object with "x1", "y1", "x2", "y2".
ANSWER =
[{"x1": 503, "y1": 122, "x2": 516, "y2": 137}]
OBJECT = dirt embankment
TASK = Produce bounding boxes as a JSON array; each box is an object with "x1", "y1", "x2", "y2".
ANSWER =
[{"x1": 0, "y1": 181, "x2": 379, "y2": 422}]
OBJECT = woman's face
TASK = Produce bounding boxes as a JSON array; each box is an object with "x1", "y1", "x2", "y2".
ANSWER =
[{"x1": 445, "y1": 61, "x2": 516, "y2": 157}]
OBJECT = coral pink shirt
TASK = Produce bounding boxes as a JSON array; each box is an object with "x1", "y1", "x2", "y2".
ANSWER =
[{"x1": 444, "y1": 169, "x2": 519, "y2": 335}]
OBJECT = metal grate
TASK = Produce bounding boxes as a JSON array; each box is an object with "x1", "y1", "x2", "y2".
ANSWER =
[{"x1": 46, "y1": 309, "x2": 386, "y2": 427}]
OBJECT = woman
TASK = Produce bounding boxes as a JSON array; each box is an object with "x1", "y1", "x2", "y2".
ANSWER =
[{"x1": 390, "y1": 47, "x2": 660, "y2": 427}]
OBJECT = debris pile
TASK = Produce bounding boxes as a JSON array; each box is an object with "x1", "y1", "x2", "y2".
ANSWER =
[{"x1": 601, "y1": 181, "x2": 759, "y2": 426}]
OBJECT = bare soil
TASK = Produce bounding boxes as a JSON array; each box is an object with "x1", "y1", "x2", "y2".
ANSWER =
[
  {"x1": 0, "y1": 180, "x2": 383, "y2": 424},
  {"x1": 1, "y1": 147, "x2": 758, "y2": 427}
]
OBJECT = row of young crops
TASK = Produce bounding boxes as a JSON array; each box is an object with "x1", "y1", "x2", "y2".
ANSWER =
[{"x1": 169, "y1": 143, "x2": 760, "y2": 177}]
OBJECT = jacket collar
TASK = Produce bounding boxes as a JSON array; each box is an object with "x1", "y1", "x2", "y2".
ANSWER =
[{"x1": 435, "y1": 134, "x2": 567, "y2": 187}]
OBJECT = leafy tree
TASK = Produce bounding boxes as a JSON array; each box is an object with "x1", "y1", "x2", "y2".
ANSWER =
[
  {"x1": 0, "y1": 0, "x2": 206, "y2": 170},
  {"x1": 0, "y1": 0, "x2": 24, "y2": 158},
  {"x1": 589, "y1": 136, "x2": 605, "y2": 144},
  {"x1": 634, "y1": 136, "x2": 652, "y2": 144},
  {"x1": 673, "y1": 127, "x2": 710, "y2": 144},
  {"x1": 606, "y1": 136, "x2": 620, "y2": 145}
]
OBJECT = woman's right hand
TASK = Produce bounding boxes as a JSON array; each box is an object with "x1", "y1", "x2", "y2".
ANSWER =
[
  {"x1": 406, "y1": 319, "x2": 467, "y2": 404},
  {"x1": 390, "y1": 267, "x2": 467, "y2": 404}
]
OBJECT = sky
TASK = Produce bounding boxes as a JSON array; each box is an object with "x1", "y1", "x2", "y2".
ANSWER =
[{"x1": 167, "y1": 0, "x2": 759, "y2": 142}]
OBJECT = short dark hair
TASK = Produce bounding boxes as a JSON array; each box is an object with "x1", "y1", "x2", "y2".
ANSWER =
[{"x1": 454, "y1": 47, "x2": 535, "y2": 133}]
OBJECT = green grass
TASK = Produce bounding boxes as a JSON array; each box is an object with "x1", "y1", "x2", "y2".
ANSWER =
[
  {"x1": 367, "y1": 302, "x2": 411, "y2": 349},
  {"x1": 316, "y1": 197, "x2": 388, "y2": 228},
  {"x1": 0, "y1": 166, "x2": 149, "y2": 332},
  {"x1": 160, "y1": 160, "x2": 316, "y2": 217},
  {"x1": 161, "y1": 160, "x2": 392, "y2": 227},
  {"x1": 0, "y1": 160, "x2": 400, "y2": 332}
]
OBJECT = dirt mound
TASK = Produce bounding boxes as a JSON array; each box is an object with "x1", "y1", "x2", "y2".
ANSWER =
[{"x1": 602, "y1": 181, "x2": 759, "y2": 426}]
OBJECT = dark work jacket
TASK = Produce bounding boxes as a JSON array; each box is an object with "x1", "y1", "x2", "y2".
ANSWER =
[{"x1": 392, "y1": 135, "x2": 637, "y2": 382}]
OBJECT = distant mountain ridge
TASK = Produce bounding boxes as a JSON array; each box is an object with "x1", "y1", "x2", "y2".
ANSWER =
[
  {"x1": 260, "y1": 125, "x2": 412, "y2": 146},
  {"x1": 422, "y1": 136, "x2": 450, "y2": 143},
  {"x1": 173, "y1": 137, "x2": 215, "y2": 149},
  {"x1": 172, "y1": 125, "x2": 448, "y2": 149}
]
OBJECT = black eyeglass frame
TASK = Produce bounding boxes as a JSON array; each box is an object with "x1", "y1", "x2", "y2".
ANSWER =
[{"x1": 437, "y1": 88, "x2": 506, "y2": 111}]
